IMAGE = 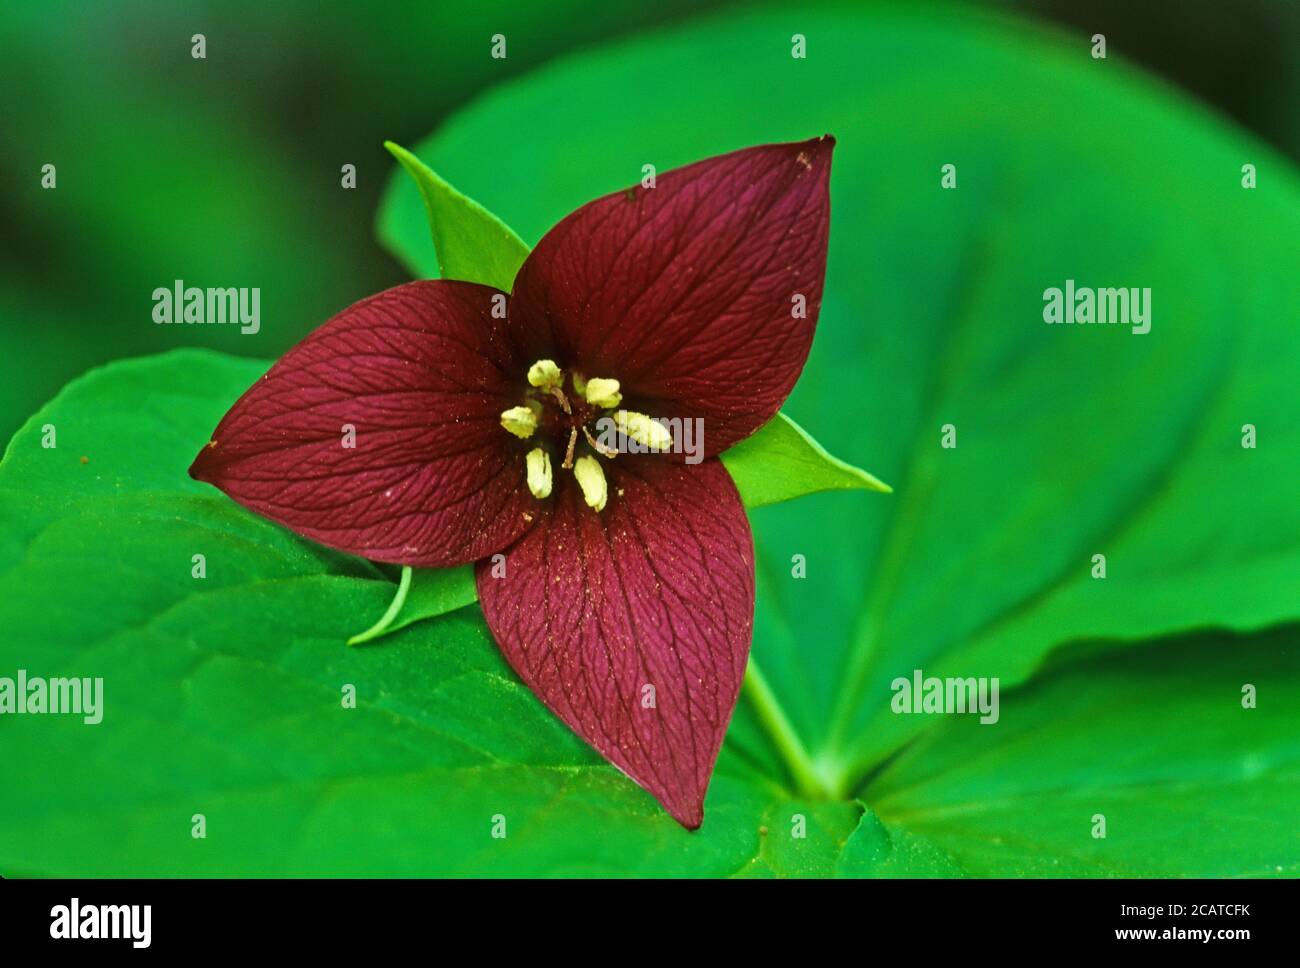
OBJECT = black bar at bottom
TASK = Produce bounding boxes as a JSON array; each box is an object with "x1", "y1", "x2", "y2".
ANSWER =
[{"x1": 0, "y1": 876, "x2": 1290, "y2": 954}]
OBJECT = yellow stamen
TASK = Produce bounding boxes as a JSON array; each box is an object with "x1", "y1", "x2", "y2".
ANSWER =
[
  {"x1": 584, "y1": 377, "x2": 622, "y2": 409},
  {"x1": 573, "y1": 456, "x2": 608, "y2": 512},
  {"x1": 527, "y1": 359, "x2": 563, "y2": 390},
  {"x1": 500, "y1": 405, "x2": 537, "y2": 439},
  {"x1": 614, "y1": 410, "x2": 673, "y2": 451},
  {"x1": 525, "y1": 447, "x2": 552, "y2": 499}
]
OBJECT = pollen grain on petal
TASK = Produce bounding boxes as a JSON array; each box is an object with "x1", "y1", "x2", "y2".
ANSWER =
[{"x1": 572, "y1": 455, "x2": 608, "y2": 512}]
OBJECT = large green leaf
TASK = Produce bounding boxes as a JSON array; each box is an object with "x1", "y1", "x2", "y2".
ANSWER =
[
  {"x1": 0, "y1": 351, "x2": 1295, "y2": 877},
  {"x1": 0, "y1": 350, "x2": 919, "y2": 876},
  {"x1": 865, "y1": 627, "x2": 1300, "y2": 877},
  {"x1": 379, "y1": 2, "x2": 1300, "y2": 798}
]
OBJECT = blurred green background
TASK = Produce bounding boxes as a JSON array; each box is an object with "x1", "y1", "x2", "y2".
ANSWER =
[{"x1": 1, "y1": 0, "x2": 1296, "y2": 442}]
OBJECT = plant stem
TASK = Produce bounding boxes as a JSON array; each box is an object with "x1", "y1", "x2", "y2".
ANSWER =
[{"x1": 742, "y1": 657, "x2": 830, "y2": 799}]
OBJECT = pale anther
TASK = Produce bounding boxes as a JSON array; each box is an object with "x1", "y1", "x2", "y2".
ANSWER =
[
  {"x1": 614, "y1": 410, "x2": 673, "y2": 451},
  {"x1": 573, "y1": 456, "x2": 608, "y2": 512},
  {"x1": 500, "y1": 405, "x2": 537, "y2": 439},
  {"x1": 527, "y1": 359, "x2": 563, "y2": 390},
  {"x1": 525, "y1": 448, "x2": 552, "y2": 499},
  {"x1": 584, "y1": 377, "x2": 622, "y2": 409}
]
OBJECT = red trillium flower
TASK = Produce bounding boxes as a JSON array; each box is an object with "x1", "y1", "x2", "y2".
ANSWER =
[{"x1": 190, "y1": 137, "x2": 834, "y2": 828}]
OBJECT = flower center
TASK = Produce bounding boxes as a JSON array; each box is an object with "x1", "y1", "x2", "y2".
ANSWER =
[{"x1": 498, "y1": 359, "x2": 669, "y2": 511}]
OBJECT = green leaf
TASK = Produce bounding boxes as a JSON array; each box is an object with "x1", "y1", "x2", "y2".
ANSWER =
[
  {"x1": 864, "y1": 627, "x2": 1300, "y2": 877},
  {"x1": 0, "y1": 332, "x2": 1294, "y2": 878},
  {"x1": 1, "y1": 360, "x2": 1289, "y2": 876},
  {"x1": 834, "y1": 805, "x2": 967, "y2": 878},
  {"x1": 722, "y1": 412, "x2": 891, "y2": 509},
  {"x1": 383, "y1": 141, "x2": 529, "y2": 290},
  {"x1": 346, "y1": 564, "x2": 477, "y2": 646},
  {"x1": 381, "y1": 2, "x2": 1300, "y2": 803}
]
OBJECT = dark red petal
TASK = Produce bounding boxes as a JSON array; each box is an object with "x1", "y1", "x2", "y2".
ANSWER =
[
  {"x1": 476, "y1": 458, "x2": 755, "y2": 829},
  {"x1": 509, "y1": 137, "x2": 833, "y2": 457},
  {"x1": 190, "y1": 280, "x2": 537, "y2": 567}
]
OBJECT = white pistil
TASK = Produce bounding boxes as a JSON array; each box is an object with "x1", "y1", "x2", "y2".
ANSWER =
[
  {"x1": 500, "y1": 405, "x2": 538, "y2": 439},
  {"x1": 527, "y1": 359, "x2": 563, "y2": 390},
  {"x1": 573, "y1": 456, "x2": 608, "y2": 512},
  {"x1": 525, "y1": 447, "x2": 552, "y2": 499},
  {"x1": 584, "y1": 377, "x2": 622, "y2": 409},
  {"x1": 613, "y1": 410, "x2": 673, "y2": 451}
]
